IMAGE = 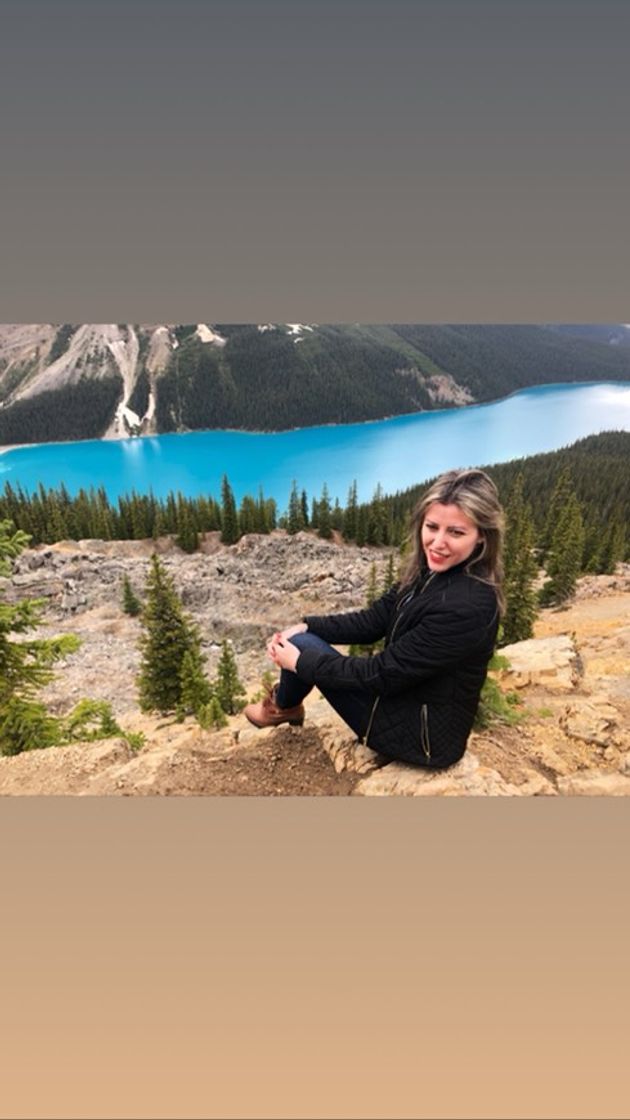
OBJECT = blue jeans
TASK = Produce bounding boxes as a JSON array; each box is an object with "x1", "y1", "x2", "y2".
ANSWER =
[{"x1": 274, "y1": 631, "x2": 374, "y2": 740}]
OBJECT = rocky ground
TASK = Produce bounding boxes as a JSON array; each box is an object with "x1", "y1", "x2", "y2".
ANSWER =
[{"x1": 1, "y1": 532, "x2": 629, "y2": 796}]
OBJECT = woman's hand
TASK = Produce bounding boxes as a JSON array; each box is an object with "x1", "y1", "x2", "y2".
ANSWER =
[
  {"x1": 266, "y1": 622, "x2": 307, "y2": 660},
  {"x1": 268, "y1": 637, "x2": 301, "y2": 672}
]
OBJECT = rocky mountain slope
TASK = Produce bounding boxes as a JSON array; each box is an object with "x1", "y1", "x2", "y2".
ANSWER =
[
  {"x1": 2, "y1": 323, "x2": 630, "y2": 444},
  {"x1": 0, "y1": 533, "x2": 629, "y2": 796}
]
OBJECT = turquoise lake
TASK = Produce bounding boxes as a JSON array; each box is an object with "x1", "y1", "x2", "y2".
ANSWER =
[{"x1": 2, "y1": 381, "x2": 630, "y2": 508}]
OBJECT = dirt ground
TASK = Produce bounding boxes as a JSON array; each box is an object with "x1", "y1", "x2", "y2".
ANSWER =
[
  {"x1": 0, "y1": 704, "x2": 362, "y2": 797},
  {"x1": 164, "y1": 726, "x2": 361, "y2": 797}
]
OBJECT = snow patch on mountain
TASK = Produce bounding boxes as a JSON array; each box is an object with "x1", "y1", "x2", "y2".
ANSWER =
[
  {"x1": 196, "y1": 324, "x2": 227, "y2": 346},
  {"x1": 286, "y1": 323, "x2": 315, "y2": 345}
]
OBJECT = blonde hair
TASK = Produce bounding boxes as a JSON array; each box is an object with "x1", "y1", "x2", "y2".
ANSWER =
[{"x1": 400, "y1": 468, "x2": 505, "y2": 613}]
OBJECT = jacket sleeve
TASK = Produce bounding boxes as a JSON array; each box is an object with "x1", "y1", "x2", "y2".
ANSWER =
[
  {"x1": 296, "y1": 596, "x2": 497, "y2": 695},
  {"x1": 303, "y1": 584, "x2": 400, "y2": 646}
]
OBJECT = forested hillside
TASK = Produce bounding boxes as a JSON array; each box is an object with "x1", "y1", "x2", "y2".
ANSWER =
[
  {"x1": 154, "y1": 324, "x2": 437, "y2": 432},
  {"x1": 389, "y1": 325, "x2": 630, "y2": 400},
  {"x1": 0, "y1": 377, "x2": 122, "y2": 445},
  {"x1": 347, "y1": 430, "x2": 630, "y2": 566},
  {"x1": 1, "y1": 323, "x2": 630, "y2": 443}
]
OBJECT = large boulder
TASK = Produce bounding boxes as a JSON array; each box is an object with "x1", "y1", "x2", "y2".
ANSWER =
[
  {"x1": 496, "y1": 634, "x2": 579, "y2": 692},
  {"x1": 354, "y1": 752, "x2": 530, "y2": 796}
]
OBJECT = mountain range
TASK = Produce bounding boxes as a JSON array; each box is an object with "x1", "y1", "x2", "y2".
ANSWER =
[{"x1": 1, "y1": 322, "x2": 630, "y2": 445}]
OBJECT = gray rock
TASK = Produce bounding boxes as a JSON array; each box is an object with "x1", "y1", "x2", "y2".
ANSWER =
[
  {"x1": 559, "y1": 701, "x2": 620, "y2": 747},
  {"x1": 497, "y1": 634, "x2": 579, "y2": 692},
  {"x1": 355, "y1": 753, "x2": 523, "y2": 796}
]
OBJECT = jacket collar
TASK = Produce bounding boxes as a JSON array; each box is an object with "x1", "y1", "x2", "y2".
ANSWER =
[{"x1": 418, "y1": 558, "x2": 469, "y2": 584}]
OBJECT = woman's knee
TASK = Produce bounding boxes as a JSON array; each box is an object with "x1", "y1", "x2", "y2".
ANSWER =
[{"x1": 290, "y1": 631, "x2": 335, "y2": 655}]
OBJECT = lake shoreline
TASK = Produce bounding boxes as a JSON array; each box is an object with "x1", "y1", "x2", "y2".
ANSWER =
[{"x1": 1, "y1": 378, "x2": 629, "y2": 456}]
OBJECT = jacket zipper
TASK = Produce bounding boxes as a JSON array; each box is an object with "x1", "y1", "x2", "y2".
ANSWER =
[
  {"x1": 420, "y1": 703, "x2": 431, "y2": 760},
  {"x1": 364, "y1": 573, "x2": 437, "y2": 747}
]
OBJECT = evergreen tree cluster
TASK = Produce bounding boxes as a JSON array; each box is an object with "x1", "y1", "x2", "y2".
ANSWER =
[
  {"x1": 136, "y1": 554, "x2": 245, "y2": 728},
  {"x1": 0, "y1": 478, "x2": 277, "y2": 553},
  {"x1": 501, "y1": 474, "x2": 538, "y2": 644},
  {"x1": 0, "y1": 377, "x2": 122, "y2": 445},
  {"x1": 485, "y1": 432, "x2": 629, "y2": 576},
  {"x1": 153, "y1": 325, "x2": 436, "y2": 435}
]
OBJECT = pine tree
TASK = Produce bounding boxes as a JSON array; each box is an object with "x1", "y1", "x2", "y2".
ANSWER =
[
  {"x1": 137, "y1": 554, "x2": 202, "y2": 713},
  {"x1": 197, "y1": 696, "x2": 228, "y2": 730},
  {"x1": 0, "y1": 519, "x2": 80, "y2": 755},
  {"x1": 349, "y1": 562, "x2": 382, "y2": 657},
  {"x1": 130, "y1": 492, "x2": 150, "y2": 540},
  {"x1": 178, "y1": 647, "x2": 212, "y2": 719},
  {"x1": 238, "y1": 495, "x2": 259, "y2": 535},
  {"x1": 300, "y1": 489, "x2": 310, "y2": 528},
  {"x1": 596, "y1": 515, "x2": 626, "y2": 575},
  {"x1": 539, "y1": 491, "x2": 585, "y2": 606},
  {"x1": 45, "y1": 494, "x2": 68, "y2": 542},
  {"x1": 220, "y1": 475, "x2": 240, "y2": 545},
  {"x1": 355, "y1": 505, "x2": 368, "y2": 547},
  {"x1": 539, "y1": 467, "x2": 573, "y2": 563},
  {"x1": 255, "y1": 487, "x2": 270, "y2": 533},
  {"x1": 62, "y1": 699, "x2": 121, "y2": 741},
  {"x1": 366, "y1": 560, "x2": 378, "y2": 607},
  {"x1": 264, "y1": 497, "x2": 277, "y2": 532},
  {"x1": 367, "y1": 484, "x2": 387, "y2": 546},
  {"x1": 343, "y1": 480, "x2": 358, "y2": 541},
  {"x1": 122, "y1": 574, "x2": 142, "y2": 617},
  {"x1": 382, "y1": 553, "x2": 396, "y2": 593},
  {"x1": 318, "y1": 483, "x2": 332, "y2": 540},
  {"x1": 175, "y1": 498, "x2": 199, "y2": 552},
  {"x1": 501, "y1": 474, "x2": 538, "y2": 645},
  {"x1": 287, "y1": 480, "x2": 304, "y2": 535},
  {"x1": 212, "y1": 639, "x2": 246, "y2": 715},
  {"x1": 152, "y1": 506, "x2": 168, "y2": 541}
]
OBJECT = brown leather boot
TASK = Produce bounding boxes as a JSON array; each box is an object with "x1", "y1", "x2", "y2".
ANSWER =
[{"x1": 243, "y1": 684, "x2": 305, "y2": 729}]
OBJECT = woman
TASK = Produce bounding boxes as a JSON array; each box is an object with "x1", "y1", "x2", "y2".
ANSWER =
[{"x1": 243, "y1": 468, "x2": 505, "y2": 769}]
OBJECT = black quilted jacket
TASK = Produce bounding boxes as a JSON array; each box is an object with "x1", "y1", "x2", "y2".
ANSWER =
[{"x1": 297, "y1": 562, "x2": 500, "y2": 768}]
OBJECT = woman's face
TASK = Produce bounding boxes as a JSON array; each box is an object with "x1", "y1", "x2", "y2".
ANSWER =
[{"x1": 421, "y1": 502, "x2": 482, "y2": 573}]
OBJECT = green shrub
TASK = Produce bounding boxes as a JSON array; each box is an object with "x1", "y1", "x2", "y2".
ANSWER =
[
  {"x1": 197, "y1": 697, "x2": 228, "y2": 730},
  {"x1": 122, "y1": 730, "x2": 147, "y2": 751},
  {"x1": 0, "y1": 698, "x2": 62, "y2": 756},
  {"x1": 474, "y1": 653, "x2": 525, "y2": 730},
  {"x1": 62, "y1": 699, "x2": 121, "y2": 741}
]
